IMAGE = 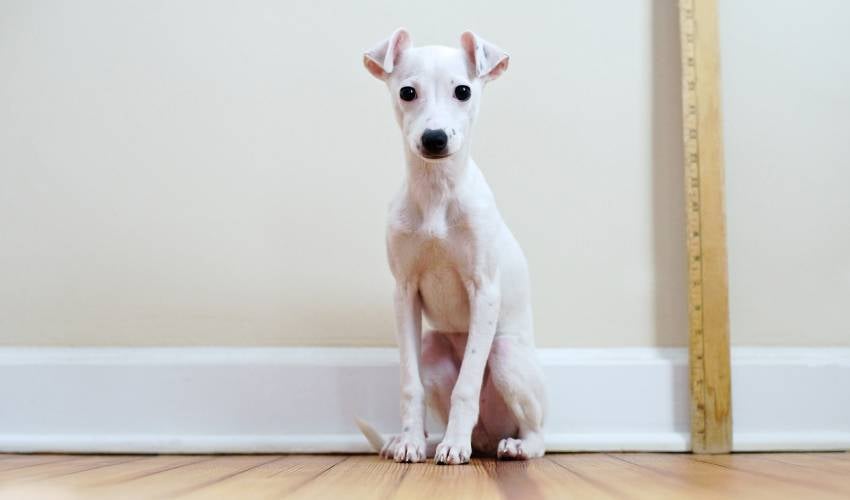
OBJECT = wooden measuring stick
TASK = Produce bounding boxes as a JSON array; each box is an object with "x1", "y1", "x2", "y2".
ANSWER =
[{"x1": 678, "y1": 0, "x2": 732, "y2": 454}]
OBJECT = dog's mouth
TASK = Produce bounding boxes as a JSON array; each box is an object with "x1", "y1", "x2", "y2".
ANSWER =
[{"x1": 420, "y1": 152, "x2": 453, "y2": 160}]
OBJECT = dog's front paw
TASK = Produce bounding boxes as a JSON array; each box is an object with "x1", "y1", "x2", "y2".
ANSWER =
[
  {"x1": 381, "y1": 434, "x2": 426, "y2": 463},
  {"x1": 434, "y1": 438, "x2": 471, "y2": 465}
]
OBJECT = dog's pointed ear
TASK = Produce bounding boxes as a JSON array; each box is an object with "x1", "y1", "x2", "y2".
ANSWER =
[
  {"x1": 363, "y1": 28, "x2": 411, "y2": 81},
  {"x1": 460, "y1": 31, "x2": 509, "y2": 81}
]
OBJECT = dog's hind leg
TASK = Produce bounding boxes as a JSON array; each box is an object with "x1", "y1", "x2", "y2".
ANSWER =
[
  {"x1": 421, "y1": 330, "x2": 460, "y2": 427},
  {"x1": 368, "y1": 331, "x2": 456, "y2": 459},
  {"x1": 488, "y1": 335, "x2": 547, "y2": 459}
]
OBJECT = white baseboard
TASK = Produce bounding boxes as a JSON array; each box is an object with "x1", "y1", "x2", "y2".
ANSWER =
[{"x1": 0, "y1": 347, "x2": 848, "y2": 453}]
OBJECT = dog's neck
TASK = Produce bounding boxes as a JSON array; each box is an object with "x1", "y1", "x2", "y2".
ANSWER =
[{"x1": 403, "y1": 144, "x2": 474, "y2": 215}]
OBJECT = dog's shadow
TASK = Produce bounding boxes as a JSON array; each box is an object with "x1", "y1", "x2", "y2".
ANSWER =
[
  {"x1": 650, "y1": 0, "x2": 687, "y2": 351},
  {"x1": 651, "y1": 0, "x2": 690, "y2": 431}
]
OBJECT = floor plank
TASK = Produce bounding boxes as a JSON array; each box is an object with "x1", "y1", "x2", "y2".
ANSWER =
[
  {"x1": 0, "y1": 453, "x2": 846, "y2": 499},
  {"x1": 90, "y1": 455, "x2": 276, "y2": 499},
  {"x1": 392, "y1": 457, "x2": 501, "y2": 500},
  {"x1": 22, "y1": 455, "x2": 212, "y2": 490},
  {"x1": 181, "y1": 455, "x2": 344, "y2": 499},
  {"x1": 615, "y1": 453, "x2": 849, "y2": 500},
  {"x1": 689, "y1": 454, "x2": 850, "y2": 495},
  {"x1": 0, "y1": 455, "x2": 141, "y2": 482},
  {"x1": 0, "y1": 454, "x2": 77, "y2": 473},
  {"x1": 761, "y1": 452, "x2": 850, "y2": 474},
  {"x1": 498, "y1": 456, "x2": 620, "y2": 500},
  {"x1": 551, "y1": 452, "x2": 741, "y2": 499},
  {"x1": 284, "y1": 456, "x2": 409, "y2": 500}
]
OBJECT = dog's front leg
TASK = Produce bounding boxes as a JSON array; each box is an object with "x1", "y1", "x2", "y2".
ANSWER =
[
  {"x1": 434, "y1": 279, "x2": 500, "y2": 465},
  {"x1": 389, "y1": 280, "x2": 427, "y2": 463}
]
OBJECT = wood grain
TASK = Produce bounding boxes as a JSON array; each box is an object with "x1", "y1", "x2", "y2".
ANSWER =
[
  {"x1": 678, "y1": 0, "x2": 733, "y2": 454},
  {"x1": 1, "y1": 453, "x2": 848, "y2": 499}
]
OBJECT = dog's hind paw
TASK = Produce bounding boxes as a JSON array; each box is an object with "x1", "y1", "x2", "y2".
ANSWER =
[
  {"x1": 496, "y1": 436, "x2": 544, "y2": 460},
  {"x1": 380, "y1": 434, "x2": 426, "y2": 463}
]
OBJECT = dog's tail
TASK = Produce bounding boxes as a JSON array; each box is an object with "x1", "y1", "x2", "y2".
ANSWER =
[{"x1": 355, "y1": 417, "x2": 386, "y2": 453}]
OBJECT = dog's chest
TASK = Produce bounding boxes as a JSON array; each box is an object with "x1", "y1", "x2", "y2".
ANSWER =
[
  {"x1": 391, "y1": 198, "x2": 472, "y2": 275},
  {"x1": 390, "y1": 202, "x2": 474, "y2": 332},
  {"x1": 420, "y1": 206, "x2": 450, "y2": 240},
  {"x1": 416, "y1": 238, "x2": 471, "y2": 332}
]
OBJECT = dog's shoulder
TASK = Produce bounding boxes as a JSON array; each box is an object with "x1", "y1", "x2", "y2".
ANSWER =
[{"x1": 386, "y1": 189, "x2": 417, "y2": 234}]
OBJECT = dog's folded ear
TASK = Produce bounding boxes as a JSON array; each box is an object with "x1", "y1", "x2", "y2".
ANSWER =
[
  {"x1": 364, "y1": 28, "x2": 411, "y2": 80},
  {"x1": 460, "y1": 31, "x2": 509, "y2": 82}
]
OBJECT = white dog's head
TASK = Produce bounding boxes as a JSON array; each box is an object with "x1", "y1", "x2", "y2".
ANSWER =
[{"x1": 364, "y1": 29, "x2": 509, "y2": 161}]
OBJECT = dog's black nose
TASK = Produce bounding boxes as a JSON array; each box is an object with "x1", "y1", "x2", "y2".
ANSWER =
[{"x1": 421, "y1": 129, "x2": 448, "y2": 155}]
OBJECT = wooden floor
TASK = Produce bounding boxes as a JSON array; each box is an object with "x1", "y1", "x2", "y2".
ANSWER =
[{"x1": 0, "y1": 453, "x2": 848, "y2": 499}]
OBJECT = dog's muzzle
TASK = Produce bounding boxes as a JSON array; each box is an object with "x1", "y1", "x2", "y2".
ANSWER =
[{"x1": 421, "y1": 129, "x2": 449, "y2": 157}]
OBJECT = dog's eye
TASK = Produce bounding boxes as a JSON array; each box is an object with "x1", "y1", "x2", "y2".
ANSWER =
[
  {"x1": 399, "y1": 86, "x2": 417, "y2": 101},
  {"x1": 454, "y1": 85, "x2": 471, "y2": 101}
]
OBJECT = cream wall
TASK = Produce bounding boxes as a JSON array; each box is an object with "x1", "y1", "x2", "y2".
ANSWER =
[
  {"x1": 0, "y1": 1, "x2": 845, "y2": 347},
  {"x1": 720, "y1": 0, "x2": 850, "y2": 346}
]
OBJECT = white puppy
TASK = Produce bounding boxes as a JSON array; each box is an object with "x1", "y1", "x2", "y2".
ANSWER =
[{"x1": 361, "y1": 28, "x2": 546, "y2": 465}]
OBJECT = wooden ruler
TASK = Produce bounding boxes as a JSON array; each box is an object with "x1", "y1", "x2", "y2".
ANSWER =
[{"x1": 678, "y1": 0, "x2": 732, "y2": 454}]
